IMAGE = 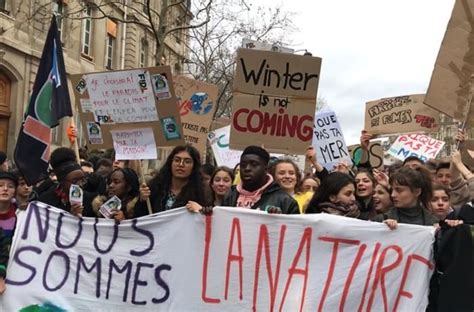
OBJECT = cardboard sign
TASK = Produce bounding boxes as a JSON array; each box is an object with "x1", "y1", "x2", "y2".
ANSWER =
[
  {"x1": 424, "y1": 0, "x2": 474, "y2": 125},
  {"x1": 1, "y1": 202, "x2": 434, "y2": 311},
  {"x1": 388, "y1": 133, "x2": 445, "y2": 161},
  {"x1": 111, "y1": 128, "x2": 158, "y2": 160},
  {"x1": 365, "y1": 94, "x2": 440, "y2": 135},
  {"x1": 312, "y1": 110, "x2": 352, "y2": 170},
  {"x1": 347, "y1": 141, "x2": 384, "y2": 169},
  {"x1": 71, "y1": 67, "x2": 184, "y2": 149},
  {"x1": 460, "y1": 139, "x2": 474, "y2": 169},
  {"x1": 230, "y1": 48, "x2": 322, "y2": 154},
  {"x1": 174, "y1": 76, "x2": 218, "y2": 155}
]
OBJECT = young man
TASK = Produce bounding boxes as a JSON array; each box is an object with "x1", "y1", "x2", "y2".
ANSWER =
[
  {"x1": 435, "y1": 162, "x2": 451, "y2": 187},
  {"x1": 221, "y1": 146, "x2": 298, "y2": 214}
]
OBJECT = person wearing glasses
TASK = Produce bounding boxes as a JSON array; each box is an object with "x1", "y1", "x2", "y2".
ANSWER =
[
  {"x1": 38, "y1": 147, "x2": 95, "y2": 217},
  {"x1": 135, "y1": 145, "x2": 209, "y2": 217}
]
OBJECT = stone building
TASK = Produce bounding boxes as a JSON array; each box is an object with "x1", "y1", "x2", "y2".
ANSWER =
[{"x1": 0, "y1": 0, "x2": 191, "y2": 159}]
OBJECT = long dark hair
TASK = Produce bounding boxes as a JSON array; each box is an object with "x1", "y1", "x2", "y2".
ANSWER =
[
  {"x1": 107, "y1": 167, "x2": 139, "y2": 216},
  {"x1": 149, "y1": 145, "x2": 206, "y2": 205},
  {"x1": 389, "y1": 166, "x2": 432, "y2": 209},
  {"x1": 306, "y1": 172, "x2": 354, "y2": 213}
]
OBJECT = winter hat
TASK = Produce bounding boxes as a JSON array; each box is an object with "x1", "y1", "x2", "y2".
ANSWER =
[
  {"x1": 0, "y1": 171, "x2": 18, "y2": 188},
  {"x1": 50, "y1": 148, "x2": 81, "y2": 182}
]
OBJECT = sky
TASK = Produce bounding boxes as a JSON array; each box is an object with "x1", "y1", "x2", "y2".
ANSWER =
[{"x1": 256, "y1": 0, "x2": 456, "y2": 145}]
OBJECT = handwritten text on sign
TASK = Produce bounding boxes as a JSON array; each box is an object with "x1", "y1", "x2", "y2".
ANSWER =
[
  {"x1": 85, "y1": 70, "x2": 158, "y2": 123},
  {"x1": 312, "y1": 110, "x2": 351, "y2": 170},
  {"x1": 1, "y1": 203, "x2": 434, "y2": 311},
  {"x1": 230, "y1": 48, "x2": 322, "y2": 153},
  {"x1": 388, "y1": 133, "x2": 445, "y2": 161},
  {"x1": 111, "y1": 128, "x2": 157, "y2": 160},
  {"x1": 365, "y1": 94, "x2": 439, "y2": 135}
]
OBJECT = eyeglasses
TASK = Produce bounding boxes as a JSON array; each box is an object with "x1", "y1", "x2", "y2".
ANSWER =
[{"x1": 172, "y1": 156, "x2": 193, "y2": 166}]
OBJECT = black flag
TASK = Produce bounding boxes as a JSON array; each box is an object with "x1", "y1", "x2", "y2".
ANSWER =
[{"x1": 14, "y1": 16, "x2": 72, "y2": 185}]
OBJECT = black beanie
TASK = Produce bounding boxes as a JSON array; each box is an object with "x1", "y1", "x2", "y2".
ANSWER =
[
  {"x1": 54, "y1": 161, "x2": 82, "y2": 182},
  {"x1": 0, "y1": 171, "x2": 18, "y2": 188},
  {"x1": 241, "y1": 146, "x2": 270, "y2": 165}
]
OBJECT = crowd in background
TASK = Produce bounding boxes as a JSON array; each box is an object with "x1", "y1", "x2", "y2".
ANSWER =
[{"x1": 0, "y1": 128, "x2": 472, "y2": 311}]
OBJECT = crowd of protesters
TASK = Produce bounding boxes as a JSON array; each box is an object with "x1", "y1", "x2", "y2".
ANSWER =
[{"x1": 0, "y1": 128, "x2": 472, "y2": 311}]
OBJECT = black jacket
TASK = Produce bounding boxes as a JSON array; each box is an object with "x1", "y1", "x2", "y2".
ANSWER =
[
  {"x1": 38, "y1": 185, "x2": 95, "y2": 217},
  {"x1": 221, "y1": 182, "x2": 299, "y2": 214},
  {"x1": 428, "y1": 203, "x2": 474, "y2": 312},
  {"x1": 372, "y1": 205, "x2": 438, "y2": 226}
]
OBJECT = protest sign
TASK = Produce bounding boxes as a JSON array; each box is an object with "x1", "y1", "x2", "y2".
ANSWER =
[
  {"x1": 1, "y1": 202, "x2": 434, "y2": 311},
  {"x1": 460, "y1": 139, "x2": 474, "y2": 169},
  {"x1": 111, "y1": 128, "x2": 157, "y2": 160},
  {"x1": 347, "y1": 141, "x2": 384, "y2": 169},
  {"x1": 208, "y1": 126, "x2": 242, "y2": 169},
  {"x1": 230, "y1": 48, "x2": 322, "y2": 154},
  {"x1": 209, "y1": 126, "x2": 306, "y2": 171},
  {"x1": 365, "y1": 94, "x2": 440, "y2": 135},
  {"x1": 312, "y1": 110, "x2": 352, "y2": 170},
  {"x1": 388, "y1": 134, "x2": 445, "y2": 161},
  {"x1": 71, "y1": 67, "x2": 184, "y2": 149},
  {"x1": 424, "y1": 0, "x2": 474, "y2": 125},
  {"x1": 174, "y1": 76, "x2": 218, "y2": 155}
]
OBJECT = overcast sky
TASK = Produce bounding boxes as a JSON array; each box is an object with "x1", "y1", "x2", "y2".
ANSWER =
[{"x1": 256, "y1": 0, "x2": 456, "y2": 145}]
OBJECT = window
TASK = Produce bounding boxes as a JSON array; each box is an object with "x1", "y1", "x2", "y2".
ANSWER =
[
  {"x1": 0, "y1": 0, "x2": 9, "y2": 14},
  {"x1": 106, "y1": 19, "x2": 117, "y2": 69},
  {"x1": 106, "y1": 35, "x2": 115, "y2": 69},
  {"x1": 140, "y1": 39, "x2": 148, "y2": 67},
  {"x1": 81, "y1": 6, "x2": 92, "y2": 55}
]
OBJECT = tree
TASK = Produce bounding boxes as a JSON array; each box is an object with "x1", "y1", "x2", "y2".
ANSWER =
[
  {"x1": 9, "y1": 0, "x2": 213, "y2": 66},
  {"x1": 183, "y1": 0, "x2": 295, "y2": 119}
]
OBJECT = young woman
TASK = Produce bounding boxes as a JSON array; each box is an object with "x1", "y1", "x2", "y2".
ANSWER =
[
  {"x1": 372, "y1": 184, "x2": 392, "y2": 216},
  {"x1": 374, "y1": 166, "x2": 438, "y2": 228},
  {"x1": 270, "y1": 159, "x2": 313, "y2": 213},
  {"x1": 430, "y1": 184, "x2": 452, "y2": 220},
  {"x1": 354, "y1": 169, "x2": 376, "y2": 220},
  {"x1": 92, "y1": 168, "x2": 140, "y2": 221},
  {"x1": 301, "y1": 176, "x2": 319, "y2": 193},
  {"x1": 39, "y1": 147, "x2": 95, "y2": 217},
  {"x1": 305, "y1": 172, "x2": 360, "y2": 218},
  {"x1": 137, "y1": 145, "x2": 208, "y2": 217},
  {"x1": 210, "y1": 167, "x2": 234, "y2": 206}
]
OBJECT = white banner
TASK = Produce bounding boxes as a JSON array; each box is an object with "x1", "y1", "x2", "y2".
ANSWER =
[
  {"x1": 312, "y1": 110, "x2": 352, "y2": 170},
  {"x1": 1, "y1": 202, "x2": 435, "y2": 311},
  {"x1": 388, "y1": 133, "x2": 445, "y2": 162}
]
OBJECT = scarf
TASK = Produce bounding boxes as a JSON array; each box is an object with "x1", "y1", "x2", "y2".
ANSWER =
[
  {"x1": 236, "y1": 174, "x2": 273, "y2": 208},
  {"x1": 317, "y1": 201, "x2": 361, "y2": 218}
]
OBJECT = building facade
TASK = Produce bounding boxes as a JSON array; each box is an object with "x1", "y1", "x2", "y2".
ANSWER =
[{"x1": 0, "y1": 0, "x2": 191, "y2": 159}]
